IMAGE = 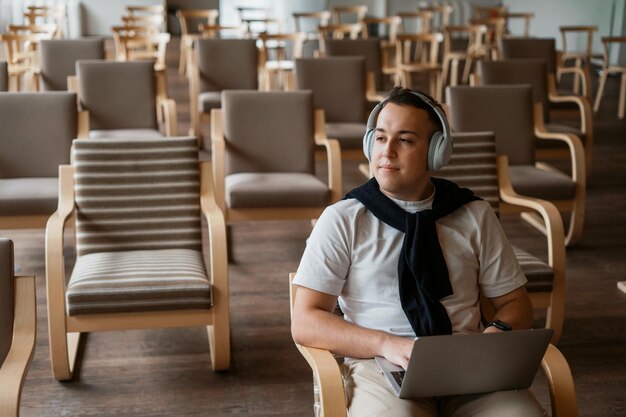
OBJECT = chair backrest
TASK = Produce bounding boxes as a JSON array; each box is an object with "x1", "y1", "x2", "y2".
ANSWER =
[
  {"x1": 446, "y1": 85, "x2": 536, "y2": 166},
  {"x1": 501, "y1": 37, "x2": 558, "y2": 77},
  {"x1": 0, "y1": 61, "x2": 7, "y2": 91},
  {"x1": 40, "y1": 38, "x2": 105, "y2": 91},
  {"x1": 72, "y1": 137, "x2": 202, "y2": 257},
  {"x1": 295, "y1": 57, "x2": 366, "y2": 124},
  {"x1": 76, "y1": 60, "x2": 158, "y2": 131},
  {"x1": 331, "y1": 5, "x2": 368, "y2": 24},
  {"x1": 0, "y1": 239, "x2": 14, "y2": 368},
  {"x1": 435, "y1": 132, "x2": 499, "y2": 215},
  {"x1": 177, "y1": 9, "x2": 219, "y2": 36},
  {"x1": 196, "y1": 38, "x2": 258, "y2": 92},
  {"x1": 477, "y1": 59, "x2": 550, "y2": 121},
  {"x1": 324, "y1": 38, "x2": 383, "y2": 91},
  {"x1": 0, "y1": 92, "x2": 77, "y2": 178},
  {"x1": 221, "y1": 90, "x2": 315, "y2": 175}
]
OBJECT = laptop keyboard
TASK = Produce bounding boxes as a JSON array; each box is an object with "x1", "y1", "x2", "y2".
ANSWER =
[{"x1": 391, "y1": 370, "x2": 405, "y2": 386}]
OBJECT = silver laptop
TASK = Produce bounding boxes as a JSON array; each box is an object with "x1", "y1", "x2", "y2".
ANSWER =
[{"x1": 375, "y1": 328, "x2": 554, "y2": 399}]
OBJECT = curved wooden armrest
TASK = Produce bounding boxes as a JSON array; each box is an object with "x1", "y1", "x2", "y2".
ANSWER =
[
  {"x1": 296, "y1": 344, "x2": 348, "y2": 417},
  {"x1": 210, "y1": 108, "x2": 226, "y2": 212},
  {"x1": 0, "y1": 275, "x2": 36, "y2": 417},
  {"x1": 77, "y1": 110, "x2": 90, "y2": 139},
  {"x1": 556, "y1": 65, "x2": 590, "y2": 98},
  {"x1": 534, "y1": 104, "x2": 586, "y2": 183},
  {"x1": 158, "y1": 97, "x2": 178, "y2": 136},
  {"x1": 314, "y1": 109, "x2": 343, "y2": 202},
  {"x1": 547, "y1": 75, "x2": 593, "y2": 135},
  {"x1": 541, "y1": 344, "x2": 578, "y2": 417}
]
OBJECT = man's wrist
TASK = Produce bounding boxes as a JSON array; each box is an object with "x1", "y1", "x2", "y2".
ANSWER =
[{"x1": 486, "y1": 320, "x2": 512, "y2": 332}]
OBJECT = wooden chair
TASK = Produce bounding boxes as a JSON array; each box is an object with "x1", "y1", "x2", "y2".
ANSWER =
[
  {"x1": 441, "y1": 24, "x2": 488, "y2": 91},
  {"x1": 289, "y1": 271, "x2": 577, "y2": 417},
  {"x1": 292, "y1": 11, "x2": 332, "y2": 57},
  {"x1": 0, "y1": 92, "x2": 87, "y2": 230},
  {"x1": 317, "y1": 23, "x2": 363, "y2": 56},
  {"x1": 23, "y1": 4, "x2": 67, "y2": 38},
  {"x1": 198, "y1": 23, "x2": 244, "y2": 39},
  {"x1": 558, "y1": 26, "x2": 601, "y2": 100},
  {"x1": 330, "y1": 5, "x2": 368, "y2": 24},
  {"x1": 396, "y1": 10, "x2": 433, "y2": 34},
  {"x1": 504, "y1": 12, "x2": 534, "y2": 37},
  {"x1": 594, "y1": 36, "x2": 626, "y2": 119},
  {"x1": 176, "y1": 9, "x2": 219, "y2": 75},
  {"x1": 112, "y1": 27, "x2": 170, "y2": 72},
  {"x1": 395, "y1": 33, "x2": 444, "y2": 101},
  {"x1": 0, "y1": 32, "x2": 50, "y2": 91},
  {"x1": 418, "y1": 4, "x2": 453, "y2": 33},
  {"x1": 0, "y1": 239, "x2": 36, "y2": 417},
  {"x1": 46, "y1": 137, "x2": 230, "y2": 381},
  {"x1": 70, "y1": 60, "x2": 177, "y2": 139},
  {"x1": 258, "y1": 32, "x2": 305, "y2": 91},
  {"x1": 360, "y1": 16, "x2": 401, "y2": 86},
  {"x1": 446, "y1": 85, "x2": 586, "y2": 247},
  {"x1": 210, "y1": 90, "x2": 342, "y2": 229},
  {"x1": 469, "y1": 16, "x2": 505, "y2": 60}
]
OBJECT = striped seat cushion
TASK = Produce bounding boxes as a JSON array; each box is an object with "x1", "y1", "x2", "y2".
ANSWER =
[
  {"x1": 72, "y1": 137, "x2": 202, "y2": 256},
  {"x1": 66, "y1": 248, "x2": 211, "y2": 315},
  {"x1": 512, "y1": 245, "x2": 554, "y2": 293}
]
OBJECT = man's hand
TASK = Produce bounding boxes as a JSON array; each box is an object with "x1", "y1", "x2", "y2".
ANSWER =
[{"x1": 380, "y1": 334, "x2": 414, "y2": 369}]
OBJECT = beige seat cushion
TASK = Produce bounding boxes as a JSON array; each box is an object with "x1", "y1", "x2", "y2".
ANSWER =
[
  {"x1": 512, "y1": 245, "x2": 554, "y2": 293},
  {"x1": 89, "y1": 129, "x2": 164, "y2": 140},
  {"x1": 66, "y1": 248, "x2": 211, "y2": 316},
  {"x1": 225, "y1": 172, "x2": 329, "y2": 208},
  {"x1": 0, "y1": 178, "x2": 58, "y2": 216},
  {"x1": 508, "y1": 165, "x2": 576, "y2": 200},
  {"x1": 325, "y1": 122, "x2": 366, "y2": 150}
]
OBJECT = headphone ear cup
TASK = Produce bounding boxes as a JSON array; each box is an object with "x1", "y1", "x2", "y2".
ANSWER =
[
  {"x1": 428, "y1": 131, "x2": 452, "y2": 171},
  {"x1": 363, "y1": 127, "x2": 375, "y2": 162}
]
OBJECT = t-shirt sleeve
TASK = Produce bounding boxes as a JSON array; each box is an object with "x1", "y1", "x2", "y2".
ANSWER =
[
  {"x1": 293, "y1": 203, "x2": 353, "y2": 296},
  {"x1": 476, "y1": 203, "x2": 528, "y2": 298}
]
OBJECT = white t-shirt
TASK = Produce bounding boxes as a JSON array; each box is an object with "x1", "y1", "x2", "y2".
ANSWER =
[{"x1": 294, "y1": 190, "x2": 527, "y2": 338}]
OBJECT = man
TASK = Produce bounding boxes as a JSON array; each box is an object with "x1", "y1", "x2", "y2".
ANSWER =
[{"x1": 291, "y1": 87, "x2": 545, "y2": 416}]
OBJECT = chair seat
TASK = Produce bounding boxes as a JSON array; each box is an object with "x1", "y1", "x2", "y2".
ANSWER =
[
  {"x1": 89, "y1": 129, "x2": 164, "y2": 140},
  {"x1": 226, "y1": 172, "x2": 329, "y2": 208},
  {"x1": 198, "y1": 91, "x2": 221, "y2": 113},
  {"x1": 0, "y1": 177, "x2": 58, "y2": 215},
  {"x1": 325, "y1": 122, "x2": 366, "y2": 150},
  {"x1": 508, "y1": 165, "x2": 576, "y2": 201},
  {"x1": 66, "y1": 248, "x2": 211, "y2": 316},
  {"x1": 512, "y1": 245, "x2": 554, "y2": 292}
]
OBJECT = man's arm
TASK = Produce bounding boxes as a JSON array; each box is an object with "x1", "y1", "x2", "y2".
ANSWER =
[
  {"x1": 484, "y1": 286, "x2": 534, "y2": 333},
  {"x1": 291, "y1": 285, "x2": 414, "y2": 369}
]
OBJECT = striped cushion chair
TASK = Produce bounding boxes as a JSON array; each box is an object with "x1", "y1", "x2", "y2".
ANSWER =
[
  {"x1": 436, "y1": 131, "x2": 566, "y2": 343},
  {"x1": 45, "y1": 137, "x2": 230, "y2": 381}
]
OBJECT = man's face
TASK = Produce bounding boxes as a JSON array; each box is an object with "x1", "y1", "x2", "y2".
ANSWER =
[{"x1": 371, "y1": 102, "x2": 435, "y2": 201}]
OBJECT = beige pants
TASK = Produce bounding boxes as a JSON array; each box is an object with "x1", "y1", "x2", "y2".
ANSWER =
[{"x1": 342, "y1": 359, "x2": 547, "y2": 417}]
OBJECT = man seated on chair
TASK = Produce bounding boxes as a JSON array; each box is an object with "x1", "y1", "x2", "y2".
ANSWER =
[{"x1": 291, "y1": 87, "x2": 545, "y2": 416}]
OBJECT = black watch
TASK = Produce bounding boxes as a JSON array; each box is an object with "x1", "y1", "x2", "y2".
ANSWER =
[{"x1": 487, "y1": 320, "x2": 512, "y2": 332}]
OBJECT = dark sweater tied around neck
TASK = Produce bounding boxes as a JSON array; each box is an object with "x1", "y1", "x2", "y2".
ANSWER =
[{"x1": 344, "y1": 177, "x2": 480, "y2": 337}]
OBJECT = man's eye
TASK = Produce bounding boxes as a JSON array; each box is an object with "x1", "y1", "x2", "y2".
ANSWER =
[
  {"x1": 400, "y1": 138, "x2": 413, "y2": 143},
  {"x1": 375, "y1": 136, "x2": 385, "y2": 141}
]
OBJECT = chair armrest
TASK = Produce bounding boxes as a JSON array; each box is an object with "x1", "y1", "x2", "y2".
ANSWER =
[
  {"x1": 541, "y1": 344, "x2": 578, "y2": 417},
  {"x1": 534, "y1": 103, "x2": 586, "y2": 183},
  {"x1": 556, "y1": 65, "x2": 589, "y2": 98},
  {"x1": 547, "y1": 74, "x2": 593, "y2": 135},
  {"x1": 0, "y1": 275, "x2": 36, "y2": 417},
  {"x1": 296, "y1": 344, "x2": 348, "y2": 417},
  {"x1": 77, "y1": 110, "x2": 89, "y2": 139},
  {"x1": 314, "y1": 109, "x2": 343, "y2": 202},
  {"x1": 210, "y1": 108, "x2": 227, "y2": 213},
  {"x1": 199, "y1": 161, "x2": 229, "y2": 315},
  {"x1": 158, "y1": 97, "x2": 178, "y2": 137},
  {"x1": 45, "y1": 165, "x2": 75, "y2": 337}
]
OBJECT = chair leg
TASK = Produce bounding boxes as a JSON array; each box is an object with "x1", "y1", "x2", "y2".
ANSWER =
[
  {"x1": 619, "y1": 72, "x2": 626, "y2": 119},
  {"x1": 593, "y1": 72, "x2": 607, "y2": 112},
  {"x1": 49, "y1": 327, "x2": 81, "y2": 381},
  {"x1": 208, "y1": 323, "x2": 230, "y2": 371},
  {"x1": 564, "y1": 198, "x2": 585, "y2": 247}
]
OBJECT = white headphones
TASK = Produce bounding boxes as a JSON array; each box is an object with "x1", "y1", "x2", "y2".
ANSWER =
[{"x1": 363, "y1": 90, "x2": 453, "y2": 171}]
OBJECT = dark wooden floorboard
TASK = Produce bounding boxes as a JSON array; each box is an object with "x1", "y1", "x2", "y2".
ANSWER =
[{"x1": 4, "y1": 39, "x2": 625, "y2": 416}]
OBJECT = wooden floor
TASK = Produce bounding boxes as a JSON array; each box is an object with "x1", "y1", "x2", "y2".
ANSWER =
[{"x1": 5, "y1": 40, "x2": 626, "y2": 416}]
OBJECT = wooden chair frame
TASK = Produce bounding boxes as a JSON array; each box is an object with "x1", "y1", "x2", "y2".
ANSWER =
[
  {"x1": 0, "y1": 275, "x2": 36, "y2": 417},
  {"x1": 46, "y1": 162, "x2": 230, "y2": 380},
  {"x1": 210, "y1": 108, "x2": 342, "y2": 222},
  {"x1": 330, "y1": 5, "x2": 368, "y2": 25},
  {"x1": 441, "y1": 24, "x2": 488, "y2": 93},
  {"x1": 594, "y1": 36, "x2": 626, "y2": 119},
  {"x1": 176, "y1": 9, "x2": 219, "y2": 75},
  {"x1": 24, "y1": 4, "x2": 66, "y2": 38},
  {"x1": 289, "y1": 273, "x2": 577, "y2": 417},
  {"x1": 558, "y1": 26, "x2": 601, "y2": 100},
  {"x1": 258, "y1": 32, "x2": 306, "y2": 91},
  {"x1": 395, "y1": 33, "x2": 444, "y2": 101},
  {"x1": 0, "y1": 32, "x2": 50, "y2": 91},
  {"x1": 317, "y1": 24, "x2": 363, "y2": 56}
]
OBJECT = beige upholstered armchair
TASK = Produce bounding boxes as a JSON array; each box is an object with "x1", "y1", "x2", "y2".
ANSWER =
[
  {"x1": 45, "y1": 137, "x2": 230, "y2": 381},
  {"x1": 211, "y1": 90, "x2": 341, "y2": 228},
  {"x1": 0, "y1": 92, "x2": 87, "y2": 229},
  {"x1": 295, "y1": 57, "x2": 370, "y2": 162},
  {"x1": 289, "y1": 272, "x2": 577, "y2": 417},
  {"x1": 36, "y1": 38, "x2": 105, "y2": 91},
  {"x1": 446, "y1": 85, "x2": 586, "y2": 247},
  {"x1": 70, "y1": 60, "x2": 177, "y2": 139},
  {"x1": 0, "y1": 239, "x2": 36, "y2": 417}
]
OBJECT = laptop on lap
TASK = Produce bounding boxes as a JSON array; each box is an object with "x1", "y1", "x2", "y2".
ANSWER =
[{"x1": 375, "y1": 328, "x2": 554, "y2": 399}]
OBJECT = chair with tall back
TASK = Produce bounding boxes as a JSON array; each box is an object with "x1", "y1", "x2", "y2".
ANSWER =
[
  {"x1": 0, "y1": 92, "x2": 86, "y2": 230},
  {"x1": 295, "y1": 57, "x2": 369, "y2": 162},
  {"x1": 45, "y1": 136, "x2": 230, "y2": 381},
  {"x1": 475, "y1": 59, "x2": 594, "y2": 176},
  {"x1": 37, "y1": 38, "x2": 105, "y2": 91},
  {"x1": 0, "y1": 239, "x2": 37, "y2": 417},
  {"x1": 210, "y1": 90, "x2": 342, "y2": 238},
  {"x1": 176, "y1": 9, "x2": 219, "y2": 75},
  {"x1": 187, "y1": 38, "x2": 259, "y2": 145},
  {"x1": 71, "y1": 60, "x2": 177, "y2": 139},
  {"x1": 446, "y1": 85, "x2": 586, "y2": 247}
]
